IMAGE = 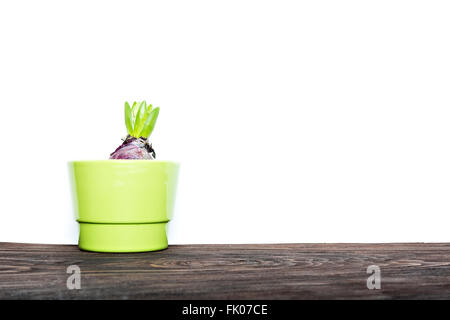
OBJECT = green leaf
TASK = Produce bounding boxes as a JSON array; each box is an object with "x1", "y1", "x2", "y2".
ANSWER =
[
  {"x1": 133, "y1": 101, "x2": 147, "y2": 137},
  {"x1": 124, "y1": 102, "x2": 133, "y2": 136},
  {"x1": 140, "y1": 107, "x2": 160, "y2": 139},
  {"x1": 130, "y1": 101, "x2": 138, "y2": 124}
]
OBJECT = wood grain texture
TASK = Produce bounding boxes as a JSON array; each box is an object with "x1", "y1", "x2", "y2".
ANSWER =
[{"x1": 0, "y1": 242, "x2": 449, "y2": 299}]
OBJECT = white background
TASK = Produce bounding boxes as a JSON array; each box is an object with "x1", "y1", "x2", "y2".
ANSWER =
[{"x1": 1, "y1": 0, "x2": 449, "y2": 244}]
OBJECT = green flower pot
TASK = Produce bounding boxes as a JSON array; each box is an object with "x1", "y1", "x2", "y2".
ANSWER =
[{"x1": 68, "y1": 160, "x2": 179, "y2": 253}]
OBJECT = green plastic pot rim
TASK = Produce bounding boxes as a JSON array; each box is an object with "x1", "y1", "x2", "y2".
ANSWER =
[
  {"x1": 76, "y1": 220, "x2": 169, "y2": 224},
  {"x1": 69, "y1": 160, "x2": 180, "y2": 165}
]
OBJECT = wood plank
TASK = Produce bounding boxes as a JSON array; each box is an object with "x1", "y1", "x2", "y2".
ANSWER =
[{"x1": 0, "y1": 242, "x2": 449, "y2": 299}]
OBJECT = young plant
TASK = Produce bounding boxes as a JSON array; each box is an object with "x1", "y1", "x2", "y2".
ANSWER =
[{"x1": 110, "y1": 101, "x2": 160, "y2": 160}]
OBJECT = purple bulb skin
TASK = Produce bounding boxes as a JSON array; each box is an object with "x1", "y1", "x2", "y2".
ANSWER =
[{"x1": 110, "y1": 136, "x2": 155, "y2": 160}]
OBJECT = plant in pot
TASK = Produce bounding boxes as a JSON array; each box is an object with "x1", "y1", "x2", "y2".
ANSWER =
[{"x1": 69, "y1": 101, "x2": 179, "y2": 252}]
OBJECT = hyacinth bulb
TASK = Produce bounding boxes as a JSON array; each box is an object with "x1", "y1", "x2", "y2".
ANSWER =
[{"x1": 110, "y1": 101, "x2": 160, "y2": 160}]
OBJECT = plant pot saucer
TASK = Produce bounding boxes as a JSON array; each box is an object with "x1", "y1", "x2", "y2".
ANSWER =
[{"x1": 78, "y1": 222, "x2": 169, "y2": 252}]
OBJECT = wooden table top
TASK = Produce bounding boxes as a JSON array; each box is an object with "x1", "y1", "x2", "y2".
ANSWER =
[{"x1": 0, "y1": 242, "x2": 449, "y2": 299}]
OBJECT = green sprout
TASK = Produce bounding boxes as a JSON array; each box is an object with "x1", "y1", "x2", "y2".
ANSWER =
[{"x1": 124, "y1": 101, "x2": 160, "y2": 139}]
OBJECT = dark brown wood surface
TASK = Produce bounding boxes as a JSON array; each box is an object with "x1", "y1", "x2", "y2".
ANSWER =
[{"x1": 0, "y1": 242, "x2": 449, "y2": 299}]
